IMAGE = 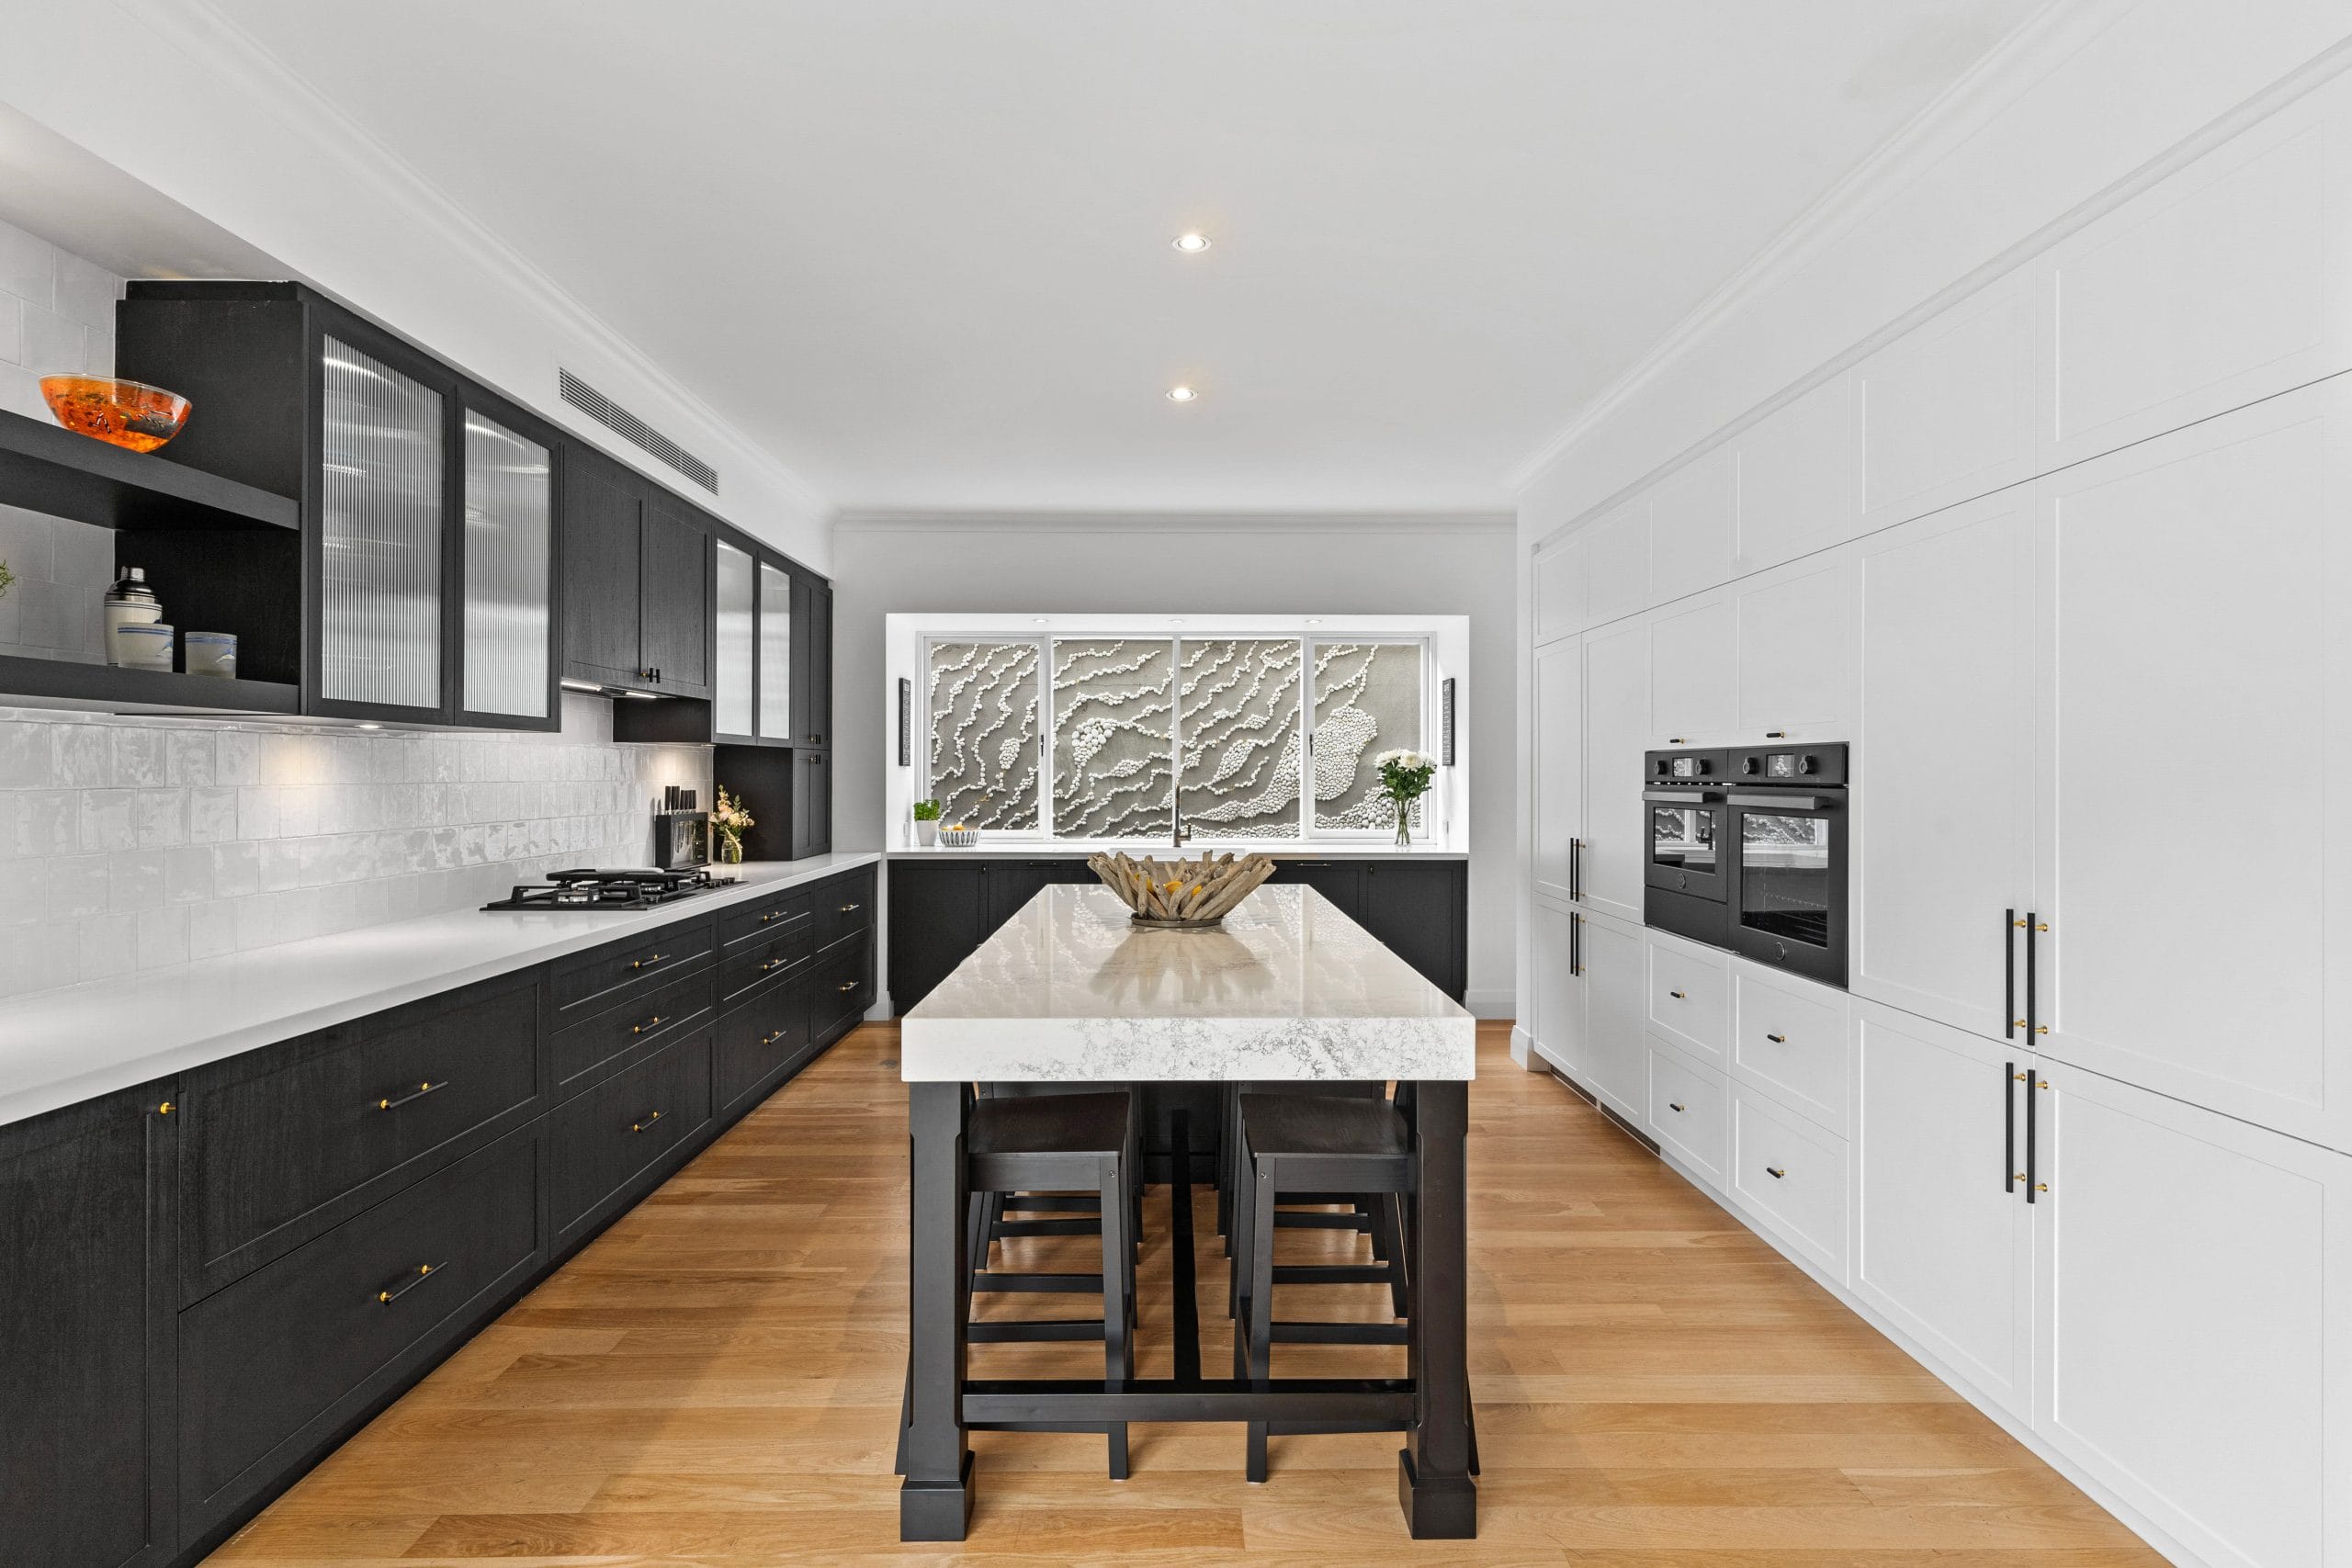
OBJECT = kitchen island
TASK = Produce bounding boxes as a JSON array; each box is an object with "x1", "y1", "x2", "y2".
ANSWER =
[{"x1": 898, "y1": 882, "x2": 1478, "y2": 1540}]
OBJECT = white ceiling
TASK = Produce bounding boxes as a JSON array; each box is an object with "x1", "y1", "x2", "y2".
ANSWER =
[{"x1": 196, "y1": 0, "x2": 2042, "y2": 513}]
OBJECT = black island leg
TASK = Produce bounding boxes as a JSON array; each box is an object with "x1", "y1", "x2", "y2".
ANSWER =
[
  {"x1": 1399, "y1": 1077, "x2": 1476, "y2": 1538},
  {"x1": 901, "y1": 1081, "x2": 975, "y2": 1540}
]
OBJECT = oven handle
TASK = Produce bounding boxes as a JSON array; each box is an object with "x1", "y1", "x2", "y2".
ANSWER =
[
  {"x1": 1726, "y1": 792, "x2": 1831, "y2": 810},
  {"x1": 1644, "y1": 789, "x2": 1724, "y2": 804}
]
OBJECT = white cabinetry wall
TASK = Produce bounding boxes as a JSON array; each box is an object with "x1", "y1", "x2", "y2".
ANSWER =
[{"x1": 1522, "y1": 63, "x2": 2352, "y2": 1568}]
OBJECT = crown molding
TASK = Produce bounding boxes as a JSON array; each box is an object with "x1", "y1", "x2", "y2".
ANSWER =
[
  {"x1": 834, "y1": 510, "x2": 1517, "y2": 536},
  {"x1": 134, "y1": 3, "x2": 828, "y2": 516},
  {"x1": 1504, "y1": 0, "x2": 2131, "y2": 495}
]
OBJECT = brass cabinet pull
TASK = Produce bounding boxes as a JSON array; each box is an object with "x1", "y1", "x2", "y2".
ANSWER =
[
  {"x1": 632, "y1": 1110, "x2": 665, "y2": 1134},
  {"x1": 761, "y1": 1030, "x2": 785, "y2": 1046},
  {"x1": 760, "y1": 958, "x2": 781, "y2": 973},
  {"x1": 156, "y1": 1100, "x2": 175, "y2": 1116},
  {"x1": 378, "y1": 1260, "x2": 446, "y2": 1305},
  {"x1": 630, "y1": 1016, "x2": 664, "y2": 1035},
  {"x1": 838, "y1": 981, "x2": 858, "y2": 993},
  {"x1": 1765, "y1": 1032, "x2": 1787, "y2": 1044},
  {"x1": 1765, "y1": 729, "x2": 1787, "y2": 739},
  {"x1": 1668, "y1": 989, "x2": 1687, "y2": 999},
  {"x1": 839, "y1": 902, "x2": 861, "y2": 913},
  {"x1": 377, "y1": 1080, "x2": 447, "y2": 1111},
  {"x1": 760, "y1": 910, "x2": 779, "y2": 923},
  {"x1": 632, "y1": 953, "x2": 668, "y2": 971},
  {"x1": 1765, "y1": 1166, "x2": 1786, "y2": 1179},
  {"x1": 1668, "y1": 1101, "x2": 1685, "y2": 1113}
]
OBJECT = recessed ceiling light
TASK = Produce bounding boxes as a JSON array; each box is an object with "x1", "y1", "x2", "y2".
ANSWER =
[
  {"x1": 1171, "y1": 231, "x2": 1211, "y2": 254},
  {"x1": 1165, "y1": 385, "x2": 1199, "y2": 403}
]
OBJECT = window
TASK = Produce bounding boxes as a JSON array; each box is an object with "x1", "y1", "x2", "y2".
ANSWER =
[{"x1": 921, "y1": 626, "x2": 1432, "y2": 842}]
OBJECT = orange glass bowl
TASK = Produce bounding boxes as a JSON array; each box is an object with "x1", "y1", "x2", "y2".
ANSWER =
[{"x1": 39, "y1": 376, "x2": 191, "y2": 454}]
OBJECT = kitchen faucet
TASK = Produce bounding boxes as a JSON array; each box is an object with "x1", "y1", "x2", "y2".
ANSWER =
[{"x1": 1171, "y1": 795, "x2": 1192, "y2": 849}]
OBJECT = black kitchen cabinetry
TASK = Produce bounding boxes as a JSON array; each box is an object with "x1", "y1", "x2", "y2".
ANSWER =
[
  {"x1": 0, "y1": 1083, "x2": 177, "y2": 1568},
  {"x1": 117, "y1": 283, "x2": 563, "y2": 730},
  {"x1": 558, "y1": 443, "x2": 712, "y2": 703},
  {"x1": 790, "y1": 574, "x2": 832, "y2": 747},
  {"x1": 883, "y1": 855, "x2": 1460, "y2": 1013},
  {"x1": 792, "y1": 749, "x2": 832, "y2": 858},
  {"x1": 4, "y1": 863, "x2": 875, "y2": 1568}
]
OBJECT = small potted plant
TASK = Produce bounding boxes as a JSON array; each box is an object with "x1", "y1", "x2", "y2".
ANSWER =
[
  {"x1": 912, "y1": 797, "x2": 942, "y2": 847},
  {"x1": 711, "y1": 785, "x2": 754, "y2": 866},
  {"x1": 1374, "y1": 749, "x2": 1437, "y2": 848}
]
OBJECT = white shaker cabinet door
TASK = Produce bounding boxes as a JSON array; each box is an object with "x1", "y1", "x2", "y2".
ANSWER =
[
  {"x1": 2035, "y1": 70, "x2": 2352, "y2": 473},
  {"x1": 1532, "y1": 535, "x2": 1586, "y2": 646},
  {"x1": 1532, "y1": 636, "x2": 1583, "y2": 905},
  {"x1": 1850, "y1": 1000, "x2": 2035, "y2": 1425},
  {"x1": 1855, "y1": 273, "x2": 2038, "y2": 535},
  {"x1": 1647, "y1": 445, "x2": 1738, "y2": 606},
  {"x1": 1648, "y1": 591, "x2": 1736, "y2": 747},
  {"x1": 1733, "y1": 547, "x2": 1852, "y2": 747},
  {"x1": 1531, "y1": 900, "x2": 1586, "y2": 1080},
  {"x1": 1736, "y1": 374, "x2": 1856, "y2": 574},
  {"x1": 2036, "y1": 380, "x2": 2352, "y2": 1151},
  {"x1": 2034, "y1": 1063, "x2": 2352, "y2": 1568},
  {"x1": 1850, "y1": 493, "x2": 2035, "y2": 1043},
  {"x1": 1577, "y1": 910, "x2": 1647, "y2": 1127},
  {"x1": 1578, "y1": 618, "x2": 1651, "y2": 926},
  {"x1": 1583, "y1": 496, "x2": 1652, "y2": 629}
]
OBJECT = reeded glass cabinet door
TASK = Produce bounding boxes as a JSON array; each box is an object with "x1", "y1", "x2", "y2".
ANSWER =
[
  {"x1": 758, "y1": 560, "x2": 792, "y2": 739},
  {"x1": 460, "y1": 410, "x2": 552, "y2": 720},
  {"x1": 320, "y1": 337, "x2": 444, "y2": 711},
  {"x1": 715, "y1": 541, "x2": 755, "y2": 737}
]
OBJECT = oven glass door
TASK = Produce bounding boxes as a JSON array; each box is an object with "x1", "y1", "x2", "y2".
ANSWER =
[
  {"x1": 1645, "y1": 790, "x2": 1728, "y2": 902},
  {"x1": 1727, "y1": 793, "x2": 1846, "y2": 986}
]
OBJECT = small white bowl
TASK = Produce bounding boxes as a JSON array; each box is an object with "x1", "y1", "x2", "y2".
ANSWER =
[{"x1": 938, "y1": 826, "x2": 981, "y2": 848}]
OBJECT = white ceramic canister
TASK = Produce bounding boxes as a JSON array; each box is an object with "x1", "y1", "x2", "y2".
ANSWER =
[
  {"x1": 181, "y1": 631, "x2": 237, "y2": 678},
  {"x1": 111, "y1": 623, "x2": 174, "y2": 671}
]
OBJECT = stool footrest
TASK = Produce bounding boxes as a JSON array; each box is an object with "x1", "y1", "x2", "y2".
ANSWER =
[
  {"x1": 994, "y1": 1218, "x2": 1102, "y2": 1237},
  {"x1": 1276, "y1": 1212, "x2": 1374, "y2": 1231},
  {"x1": 1271, "y1": 1320, "x2": 1408, "y2": 1344},
  {"x1": 970, "y1": 1270, "x2": 1105, "y2": 1293},
  {"x1": 970, "y1": 1319, "x2": 1107, "y2": 1342},
  {"x1": 1272, "y1": 1264, "x2": 1394, "y2": 1286},
  {"x1": 1001, "y1": 1194, "x2": 1100, "y2": 1213}
]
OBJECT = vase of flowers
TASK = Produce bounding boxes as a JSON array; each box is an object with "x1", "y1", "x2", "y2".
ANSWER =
[
  {"x1": 712, "y1": 786, "x2": 753, "y2": 866},
  {"x1": 912, "y1": 797, "x2": 941, "y2": 847},
  {"x1": 1374, "y1": 749, "x2": 1436, "y2": 847}
]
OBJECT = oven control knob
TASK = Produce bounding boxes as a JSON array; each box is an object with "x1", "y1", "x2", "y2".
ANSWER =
[
  {"x1": 1741, "y1": 757, "x2": 1758, "y2": 775},
  {"x1": 1799, "y1": 755, "x2": 1818, "y2": 774}
]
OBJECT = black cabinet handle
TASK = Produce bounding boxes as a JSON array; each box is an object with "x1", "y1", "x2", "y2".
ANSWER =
[
  {"x1": 631, "y1": 953, "x2": 669, "y2": 971},
  {"x1": 632, "y1": 1110, "x2": 665, "y2": 1134},
  {"x1": 1765, "y1": 1166, "x2": 1785, "y2": 1179},
  {"x1": 1765, "y1": 729, "x2": 1787, "y2": 739},
  {"x1": 2024, "y1": 1072, "x2": 2045, "y2": 1202},
  {"x1": 2004, "y1": 1061, "x2": 2019, "y2": 1193},
  {"x1": 1765, "y1": 1032, "x2": 1787, "y2": 1044},
  {"x1": 1668, "y1": 1101, "x2": 1685, "y2": 1113},
  {"x1": 630, "y1": 1015, "x2": 664, "y2": 1035},
  {"x1": 2025, "y1": 913, "x2": 2048, "y2": 1038},
  {"x1": 1569, "y1": 837, "x2": 1582, "y2": 902},
  {"x1": 1668, "y1": 989, "x2": 1687, "y2": 1000},
  {"x1": 377, "y1": 1260, "x2": 447, "y2": 1305},
  {"x1": 376, "y1": 1080, "x2": 447, "y2": 1111},
  {"x1": 2006, "y1": 908, "x2": 2019, "y2": 1039},
  {"x1": 1569, "y1": 912, "x2": 1582, "y2": 976}
]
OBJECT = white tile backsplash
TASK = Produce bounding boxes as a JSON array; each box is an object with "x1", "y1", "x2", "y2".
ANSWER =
[{"x1": 0, "y1": 692, "x2": 711, "y2": 1001}]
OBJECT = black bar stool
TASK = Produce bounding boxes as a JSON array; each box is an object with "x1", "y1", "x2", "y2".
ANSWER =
[
  {"x1": 1219, "y1": 1081, "x2": 1404, "y2": 1316},
  {"x1": 895, "y1": 1088, "x2": 1138, "y2": 1478},
  {"x1": 972, "y1": 1083, "x2": 1141, "y2": 1291},
  {"x1": 1232, "y1": 1089, "x2": 1476, "y2": 1483}
]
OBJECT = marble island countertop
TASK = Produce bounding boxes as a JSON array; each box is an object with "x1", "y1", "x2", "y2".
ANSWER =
[
  {"x1": 899, "y1": 883, "x2": 1475, "y2": 1083},
  {"x1": 0, "y1": 852, "x2": 882, "y2": 1128}
]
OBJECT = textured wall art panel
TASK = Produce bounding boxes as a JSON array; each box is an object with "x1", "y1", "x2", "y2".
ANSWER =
[
  {"x1": 928, "y1": 641, "x2": 1040, "y2": 829},
  {"x1": 1052, "y1": 638, "x2": 1173, "y2": 838},
  {"x1": 1312, "y1": 642, "x2": 1425, "y2": 829},
  {"x1": 1177, "y1": 638, "x2": 1300, "y2": 838}
]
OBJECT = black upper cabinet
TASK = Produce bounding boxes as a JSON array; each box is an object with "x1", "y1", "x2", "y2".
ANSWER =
[
  {"x1": 560, "y1": 445, "x2": 644, "y2": 688},
  {"x1": 791, "y1": 574, "x2": 832, "y2": 747},
  {"x1": 119, "y1": 283, "x2": 561, "y2": 730},
  {"x1": 714, "y1": 541, "x2": 809, "y2": 748},
  {"x1": 0, "y1": 1084, "x2": 176, "y2": 1568},
  {"x1": 790, "y1": 749, "x2": 831, "y2": 859},
  {"x1": 639, "y1": 497, "x2": 711, "y2": 699}
]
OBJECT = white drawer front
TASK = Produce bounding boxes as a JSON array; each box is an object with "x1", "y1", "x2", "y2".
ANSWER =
[
  {"x1": 1731, "y1": 1083, "x2": 1849, "y2": 1280},
  {"x1": 1646, "y1": 1039, "x2": 1726, "y2": 1189},
  {"x1": 1733, "y1": 968, "x2": 1848, "y2": 1134},
  {"x1": 1646, "y1": 940, "x2": 1727, "y2": 1062}
]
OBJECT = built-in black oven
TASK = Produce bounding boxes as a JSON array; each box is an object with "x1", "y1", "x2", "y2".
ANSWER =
[
  {"x1": 1643, "y1": 742, "x2": 1849, "y2": 989},
  {"x1": 1643, "y1": 748, "x2": 1729, "y2": 946}
]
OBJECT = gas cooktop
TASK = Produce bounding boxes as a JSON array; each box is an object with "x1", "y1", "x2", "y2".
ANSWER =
[{"x1": 482, "y1": 867, "x2": 721, "y2": 913}]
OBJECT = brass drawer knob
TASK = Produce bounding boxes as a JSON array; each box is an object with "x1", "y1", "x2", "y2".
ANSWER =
[{"x1": 156, "y1": 1100, "x2": 175, "y2": 1116}]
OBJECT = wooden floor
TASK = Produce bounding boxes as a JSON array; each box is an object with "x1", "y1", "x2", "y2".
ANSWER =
[{"x1": 205, "y1": 1021, "x2": 2161, "y2": 1566}]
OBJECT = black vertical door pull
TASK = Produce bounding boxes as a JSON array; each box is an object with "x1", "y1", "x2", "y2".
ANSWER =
[
  {"x1": 2003, "y1": 1060, "x2": 2017, "y2": 1194},
  {"x1": 2025, "y1": 1066, "x2": 2040, "y2": 1204},
  {"x1": 2025, "y1": 911, "x2": 2044, "y2": 1041},
  {"x1": 1569, "y1": 838, "x2": 1583, "y2": 902},
  {"x1": 2005, "y1": 908, "x2": 2018, "y2": 1040},
  {"x1": 1569, "y1": 912, "x2": 1582, "y2": 976}
]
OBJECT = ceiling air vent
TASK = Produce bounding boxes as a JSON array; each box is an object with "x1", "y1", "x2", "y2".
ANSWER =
[{"x1": 559, "y1": 368, "x2": 719, "y2": 494}]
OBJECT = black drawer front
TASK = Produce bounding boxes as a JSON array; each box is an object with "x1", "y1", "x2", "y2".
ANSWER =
[
  {"x1": 714, "y1": 991, "x2": 810, "y2": 1116},
  {"x1": 808, "y1": 942, "x2": 870, "y2": 1048},
  {"x1": 551, "y1": 1027, "x2": 712, "y2": 1245},
  {"x1": 548, "y1": 967, "x2": 713, "y2": 1098},
  {"x1": 718, "y1": 921, "x2": 814, "y2": 1007},
  {"x1": 718, "y1": 887, "x2": 816, "y2": 950},
  {"x1": 815, "y1": 868, "x2": 875, "y2": 954},
  {"x1": 179, "y1": 1131, "x2": 540, "y2": 1519},
  {"x1": 551, "y1": 919, "x2": 714, "y2": 1015},
  {"x1": 180, "y1": 978, "x2": 539, "y2": 1299}
]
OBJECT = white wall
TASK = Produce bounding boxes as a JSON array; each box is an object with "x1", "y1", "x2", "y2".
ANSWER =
[
  {"x1": 831, "y1": 513, "x2": 1517, "y2": 1016},
  {"x1": 1511, "y1": 0, "x2": 2352, "y2": 1035},
  {"x1": 0, "y1": 6, "x2": 830, "y2": 570}
]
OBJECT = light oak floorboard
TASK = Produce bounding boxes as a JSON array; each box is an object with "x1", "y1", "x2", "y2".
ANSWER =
[{"x1": 202, "y1": 1020, "x2": 2160, "y2": 1565}]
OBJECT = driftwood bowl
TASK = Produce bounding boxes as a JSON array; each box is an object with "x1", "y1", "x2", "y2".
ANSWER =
[{"x1": 1087, "y1": 850, "x2": 1276, "y2": 929}]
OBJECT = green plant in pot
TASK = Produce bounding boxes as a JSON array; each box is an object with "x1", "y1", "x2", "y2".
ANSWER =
[
  {"x1": 1374, "y1": 749, "x2": 1436, "y2": 848},
  {"x1": 912, "y1": 797, "x2": 942, "y2": 847}
]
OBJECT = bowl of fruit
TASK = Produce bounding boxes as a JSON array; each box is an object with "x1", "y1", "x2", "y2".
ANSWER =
[{"x1": 40, "y1": 376, "x2": 191, "y2": 454}]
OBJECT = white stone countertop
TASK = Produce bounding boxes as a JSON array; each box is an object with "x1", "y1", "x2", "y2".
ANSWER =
[
  {"x1": 0, "y1": 852, "x2": 883, "y2": 1129},
  {"x1": 886, "y1": 840, "x2": 1467, "y2": 860},
  {"x1": 899, "y1": 883, "x2": 1475, "y2": 1083}
]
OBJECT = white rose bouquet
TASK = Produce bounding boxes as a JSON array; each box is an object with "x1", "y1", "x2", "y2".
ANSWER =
[{"x1": 1374, "y1": 748, "x2": 1437, "y2": 846}]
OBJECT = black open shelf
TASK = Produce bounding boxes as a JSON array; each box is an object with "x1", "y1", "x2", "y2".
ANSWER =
[
  {"x1": 0, "y1": 406, "x2": 299, "y2": 533},
  {"x1": 0, "y1": 652, "x2": 298, "y2": 716}
]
